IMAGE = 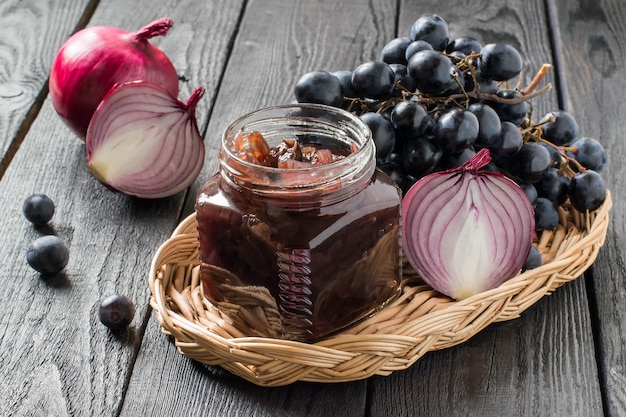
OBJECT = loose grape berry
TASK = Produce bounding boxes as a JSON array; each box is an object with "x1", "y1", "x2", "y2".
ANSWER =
[
  {"x1": 98, "y1": 294, "x2": 136, "y2": 330},
  {"x1": 27, "y1": 235, "x2": 69, "y2": 275},
  {"x1": 23, "y1": 194, "x2": 55, "y2": 226}
]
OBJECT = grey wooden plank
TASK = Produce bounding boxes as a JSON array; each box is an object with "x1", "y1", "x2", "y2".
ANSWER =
[
  {"x1": 121, "y1": 321, "x2": 367, "y2": 417},
  {"x1": 0, "y1": 0, "x2": 94, "y2": 172},
  {"x1": 369, "y1": 280, "x2": 603, "y2": 416},
  {"x1": 363, "y1": 1, "x2": 604, "y2": 416},
  {"x1": 0, "y1": 1, "x2": 243, "y2": 416},
  {"x1": 120, "y1": 0, "x2": 397, "y2": 415},
  {"x1": 553, "y1": 0, "x2": 626, "y2": 415}
]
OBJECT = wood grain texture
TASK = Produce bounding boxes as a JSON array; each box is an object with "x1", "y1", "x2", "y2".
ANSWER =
[
  {"x1": 0, "y1": 0, "x2": 94, "y2": 172},
  {"x1": 362, "y1": 1, "x2": 604, "y2": 416},
  {"x1": 0, "y1": 1, "x2": 243, "y2": 416},
  {"x1": 369, "y1": 279, "x2": 603, "y2": 416},
  {"x1": 553, "y1": 0, "x2": 626, "y2": 415}
]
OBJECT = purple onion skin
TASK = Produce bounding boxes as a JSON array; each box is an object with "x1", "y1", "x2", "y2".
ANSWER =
[
  {"x1": 402, "y1": 148, "x2": 535, "y2": 300},
  {"x1": 49, "y1": 18, "x2": 179, "y2": 140}
]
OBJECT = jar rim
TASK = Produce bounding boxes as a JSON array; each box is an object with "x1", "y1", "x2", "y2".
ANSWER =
[
  {"x1": 219, "y1": 103, "x2": 375, "y2": 197},
  {"x1": 221, "y1": 103, "x2": 372, "y2": 174}
]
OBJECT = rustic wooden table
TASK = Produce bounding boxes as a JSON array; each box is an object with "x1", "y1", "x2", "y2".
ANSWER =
[{"x1": 1, "y1": 0, "x2": 624, "y2": 416}]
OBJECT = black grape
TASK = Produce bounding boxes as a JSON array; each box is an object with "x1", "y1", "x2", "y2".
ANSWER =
[
  {"x1": 409, "y1": 14, "x2": 450, "y2": 51},
  {"x1": 381, "y1": 37, "x2": 412, "y2": 65},
  {"x1": 568, "y1": 137, "x2": 607, "y2": 172},
  {"x1": 351, "y1": 61, "x2": 396, "y2": 100},
  {"x1": 294, "y1": 71, "x2": 344, "y2": 107},
  {"x1": 389, "y1": 64, "x2": 417, "y2": 96},
  {"x1": 519, "y1": 182, "x2": 538, "y2": 205},
  {"x1": 446, "y1": 36, "x2": 482, "y2": 55},
  {"x1": 360, "y1": 112, "x2": 395, "y2": 162},
  {"x1": 26, "y1": 235, "x2": 69, "y2": 275},
  {"x1": 536, "y1": 168, "x2": 570, "y2": 205},
  {"x1": 405, "y1": 40, "x2": 434, "y2": 62},
  {"x1": 441, "y1": 147, "x2": 476, "y2": 169},
  {"x1": 568, "y1": 170, "x2": 606, "y2": 212},
  {"x1": 468, "y1": 103, "x2": 501, "y2": 148},
  {"x1": 407, "y1": 50, "x2": 455, "y2": 95},
  {"x1": 478, "y1": 43, "x2": 523, "y2": 81},
  {"x1": 402, "y1": 135, "x2": 442, "y2": 177},
  {"x1": 515, "y1": 142, "x2": 552, "y2": 183},
  {"x1": 332, "y1": 70, "x2": 358, "y2": 98},
  {"x1": 540, "y1": 110, "x2": 579, "y2": 146},
  {"x1": 539, "y1": 142, "x2": 564, "y2": 168},
  {"x1": 435, "y1": 108, "x2": 479, "y2": 153},
  {"x1": 390, "y1": 100, "x2": 431, "y2": 137},
  {"x1": 23, "y1": 194, "x2": 55, "y2": 226},
  {"x1": 522, "y1": 246, "x2": 543, "y2": 271},
  {"x1": 533, "y1": 197, "x2": 560, "y2": 231},
  {"x1": 489, "y1": 89, "x2": 529, "y2": 125}
]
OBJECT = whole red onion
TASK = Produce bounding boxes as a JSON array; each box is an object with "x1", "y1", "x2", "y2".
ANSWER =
[{"x1": 49, "y1": 17, "x2": 179, "y2": 140}]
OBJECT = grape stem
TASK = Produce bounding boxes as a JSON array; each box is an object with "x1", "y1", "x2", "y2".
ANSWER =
[
  {"x1": 468, "y1": 84, "x2": 553, "y2": 104},
  {"x1": 344, "y1": 59, "x2": 553, "y2": 120},
  {"x1": 521, "y1": 64, "x2": 552, "y2": 95}
]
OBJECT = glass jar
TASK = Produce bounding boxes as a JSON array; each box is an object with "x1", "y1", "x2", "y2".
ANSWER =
[{"x1": 195, "y1": 104, "x2": 402, "y2": 342}]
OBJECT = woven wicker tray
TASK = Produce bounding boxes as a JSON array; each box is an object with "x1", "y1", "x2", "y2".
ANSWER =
[{"x1": 149, "y1": 191, "x2": 611, "y2": 387}]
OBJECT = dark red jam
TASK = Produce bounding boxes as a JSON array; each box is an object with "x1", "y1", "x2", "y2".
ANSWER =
[{"x1": 196, "y1": 108, "x2": 402, "y2": 342}]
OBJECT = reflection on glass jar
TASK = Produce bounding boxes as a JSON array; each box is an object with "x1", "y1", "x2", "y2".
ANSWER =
[{"x1": 195, "y1": 104, "x2": 402, "y2": 342}]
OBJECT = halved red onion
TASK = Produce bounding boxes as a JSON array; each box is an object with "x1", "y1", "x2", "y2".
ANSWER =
[
  {"x1": 86, "y1": 81, "x2": 205, "y2": 199},
  {"x1": 402, "y1": 148, "x2": 535, "y2": 300}
]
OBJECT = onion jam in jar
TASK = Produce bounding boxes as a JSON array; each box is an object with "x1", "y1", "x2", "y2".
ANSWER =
[{"x1": 195, "y1": 104, "x2": 402, "y2": 342}]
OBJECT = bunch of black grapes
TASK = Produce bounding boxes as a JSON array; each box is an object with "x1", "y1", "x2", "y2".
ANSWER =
[{"x1": 293, "y1": 14, "x2": 607, "y2": 233}]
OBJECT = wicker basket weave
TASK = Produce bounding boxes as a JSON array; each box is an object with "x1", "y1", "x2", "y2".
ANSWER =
[{"x1": 149, "y1": 191, "x2": 612, "y2": 387}]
